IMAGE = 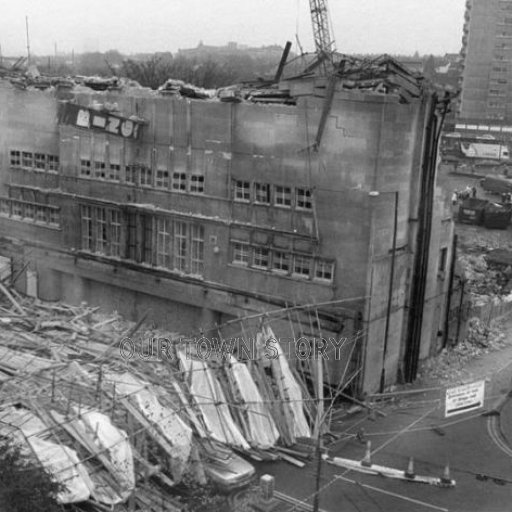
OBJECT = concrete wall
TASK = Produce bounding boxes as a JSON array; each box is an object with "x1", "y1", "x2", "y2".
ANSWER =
[{"x1": 0, "y1": 78, "x2": 450, "y2": 393}]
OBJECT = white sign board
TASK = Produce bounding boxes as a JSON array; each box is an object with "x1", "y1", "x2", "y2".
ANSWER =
[{"x1": 445, "y1": 380, "x2": 485, "y2": 418}]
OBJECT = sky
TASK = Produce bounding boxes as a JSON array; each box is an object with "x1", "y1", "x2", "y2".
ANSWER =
[{"x1": 1, "y1": 0, "x2": 466, "y2": 57}]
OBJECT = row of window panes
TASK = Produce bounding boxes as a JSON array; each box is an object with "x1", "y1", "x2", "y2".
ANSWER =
[
  {"x1": 79, "y1": 161, "x2": 205, "y2": 193},
  {"x1": 230, "y1": 241, "x2": 334, "y2": 282},
  {"x1": 10, "y1": 150, "x2": 59, "y2": 173},
  {"x1": 80, "y1": 206, "x2": 204, "y2": 275},
  {"x1": 81, "y1": 205, "x2": 121, "y2": 257},
  {"x1": 0, "y1": 198, "x2": 60, "y2": 226},
  {"x1": 233, "y1": 181, "x2": 312, "y2": 210}
]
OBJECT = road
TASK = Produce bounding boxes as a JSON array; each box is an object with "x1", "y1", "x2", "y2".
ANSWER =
[{"x1": 254, "y1": 339, "x2": 512, "y2": 512}]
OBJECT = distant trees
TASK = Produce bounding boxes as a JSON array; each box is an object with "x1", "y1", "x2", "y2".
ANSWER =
[{"x1": 33, "y1": 46, "x2": 284, "y2": 89}]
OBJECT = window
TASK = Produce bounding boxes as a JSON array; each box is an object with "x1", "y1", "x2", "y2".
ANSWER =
[
  {"x1": 10, "y1": 150, "x2": 21, "y2": 167},
  {"x1": 12, "y1": 201, "x2": 22, "y2": 218},
  {"x1": 94, "y1": 161, "x2": 106, "y2": 179},
  {"x1": 156, "y1": 217, "x2": 171, "y2": 267},
  {"x1": 190, "y1": 225, "x2": 204, "y2": 275},
  {"x1": 293, "y1": 255, "x2": 311, "y2": 278},
  {"x1": 296, "y1": 188, "x2": 312, "y2": 210},
  {"x1": 315, "y1": 260, "x2": 334, "y2": 282},
  {"x1": 0, "y1": 199, "x2": 10, "y2": 216},
  {"x1": 173, "y1": 221, "x2": 188, "y2": 271},
  {"x1": 125, "y1": 165, "x2": 138, "y2": 185},
  {"x1": 232, "y1": 241, "x2": 250, "y2": 265},
  {"x1": 81, "y1": 205, "x2": 92, "y2": 251},
  {"x1": 80, "y1": 159, "x2": 91, "y2": 177},
  {"x1": 35, "y1": 153, "x2": 46, "y2": 170},
  {"x1": 190, "y1": 175, "x2": 205, "y2": 194},
  {"x1": 272, "y1": 251, "x2": 289, "y2": 273},
  {"x1": 439, "y1": 247, "x2": 448, "y2": 273},
  {"x1": 110, "y1": 210, "x2": 121, "y2": 257},
  {"x1": 156, "y1": 169, "x2": 170, "y2": 189},
  {"x1": 24, "y1": 203, "x2": 35, "y2": 220},
  {"x1": 22, "y1": 152, "x2": 33, "y2": 169},
  {"x1": 35, "y1": 205, "x2": 47, "y2": 223},
  {"x1": 47, "y1": 155, "x2": 59, "y2": 173},
  {"x1": 0, "y1": 197, "x2": 59, "y2": 227},
  {"x1": 49, "y1": 208, "x2": 60, "y2": 225},
  {"x1": 255, "y1": 183, "x2": 270, "y2": 204},
  {"x1": 108, "y1": 163, "x2": 121, "y2": 181},
  {"x1": 253, "y1": 247, "x2": 269, "y2": 269},
  {"x1": 275, "y1": 186, "x2": 291, "y2": 207},
  {"x1": 172, "y1": 172, "x2": 187, "y2": 191},
  {"x1": 140, "y1": 166, "x2": 153, "y2": 187},
  {"x1": 234, "y1": 180, "x2": 250, "y2": 202},
  {"x1": 95, "y1": 207, "x2": 107, "y2": 254}
]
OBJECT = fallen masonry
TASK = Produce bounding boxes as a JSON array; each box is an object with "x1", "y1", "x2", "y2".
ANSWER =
[{"x1": 0, "y1": 284, "x2": 330, "y2": 510}]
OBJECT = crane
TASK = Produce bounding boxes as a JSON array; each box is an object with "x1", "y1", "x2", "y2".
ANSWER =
[{"x1": 309, "y1": 0, "x2": 336, "y2": 62}]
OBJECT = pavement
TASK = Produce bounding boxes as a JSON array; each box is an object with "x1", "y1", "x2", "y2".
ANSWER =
[{"x1": 255, "y1": 333, "x2": 512, "y2": 512}]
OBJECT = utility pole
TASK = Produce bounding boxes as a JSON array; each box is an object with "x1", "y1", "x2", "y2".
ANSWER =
[
  {"x1": 25, "y1": 16, "x2": 31, "y2": 66},
  {"x1": 313, "y1": 338, "x2": 324, "y2": 512}
]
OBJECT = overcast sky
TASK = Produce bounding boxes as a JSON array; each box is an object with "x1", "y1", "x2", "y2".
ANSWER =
[{"x1": 2, "y1": 0, "x2": 465, "y2": 57}]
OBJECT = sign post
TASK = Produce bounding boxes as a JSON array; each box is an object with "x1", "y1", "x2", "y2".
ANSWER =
[{"x1": 445, "y1": 380, "x2": 485, "y2": 418}]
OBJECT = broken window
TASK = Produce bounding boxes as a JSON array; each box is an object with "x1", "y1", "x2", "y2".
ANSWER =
[
  {"x1": 156, "y1": 169, "x2": 170, "y2": 189},
  {"x1": 275, "y1": 186, "x2": 291, "y2": 207},
  {"x1": 10, "y1": 150, "x2": 21, "y2": 167},
  {"x1": 47, "y1": 154, "x2": 59, "y2": 173},
  {"x1": 172, "y1": 172, "x2": 187, "y2": 191},
  {"x1": 272, "y1": 251, "x2": 290, "y2": 273},
  {"x1": 140, "y1": 166, "x2": 153, "y2": 187},
  {"x1": 234, "y1": 180, "x2": 251, "y2": 202},
  {"x1": 80, "y1": 159, "x2": 91, "y2": 177},
  {"x1": 94, "y1": 161, "x2": 106, "y2": 179},
  {"x1": 108, "y1": 163, "x2": 121, "y2": 181},
  {"x1": 293, "y1": 255, "x2": 311, "y2": 278},
  {"x1": 190, "y1": 224, "x2": 204, "y2": 275},
  {"x1": 125, "y1": 165, "x2": 138, "y2": 185},
  {"x1": 255, "y1": 183, "x2": 270, "y2": 204},
  {"x1": 34, "y1": 153, "x2": 46, "y2": 171},
  {"x1": 22, "y1": 152, "x2": 34, "y2": 169},
  {"x1": 232, "y1": 241, "x2": 250, "y2": 265},
  {"x1": 190, "y1": 175, "x2": 205, "y2": 194},
  {"x1": 296, "y1": 188, "x2": 312, "y2": 210},
  {"x1": 253, "y1": 246, "x2": 270, "y2": 269},
  {"x1": 315, "y1": 260, "x2": 334, "y2": 282}
]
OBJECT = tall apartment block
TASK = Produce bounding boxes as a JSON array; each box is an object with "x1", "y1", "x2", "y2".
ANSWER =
[{"x1": 459, "y1": 0, "x2": 512, "y2": 123}]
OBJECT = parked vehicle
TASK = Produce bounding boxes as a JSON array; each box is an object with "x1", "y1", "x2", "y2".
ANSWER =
[{"x1": 480, "y1": 175, "x2": 512, "y2": 195}]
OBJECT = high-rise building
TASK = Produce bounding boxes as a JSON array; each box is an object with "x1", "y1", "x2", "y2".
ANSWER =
[{"x1": 459, "y1": 0, "x2": 512, "y2": 122}]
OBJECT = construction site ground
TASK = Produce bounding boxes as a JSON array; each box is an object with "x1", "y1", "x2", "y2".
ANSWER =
[{"x1": 259, "y1": 314, "x2": 512, "y2": 512}]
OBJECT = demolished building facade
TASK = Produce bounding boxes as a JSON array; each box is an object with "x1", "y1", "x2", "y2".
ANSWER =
[{"x1": 0, "y1": 57, "x2": 453, "y2": 392}]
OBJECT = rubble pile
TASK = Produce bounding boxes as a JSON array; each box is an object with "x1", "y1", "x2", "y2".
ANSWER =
[
  {"x1": 417, "y1": 318, "x2": 506, "y2": 383},
  {"x1": 0, "y1": 285, "x2": 316, "y2": 511}
]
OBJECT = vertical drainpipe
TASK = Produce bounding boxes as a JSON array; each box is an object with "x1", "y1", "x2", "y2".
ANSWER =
[{"x1": 404, "y1": 91, "x2": 448, "y2": 382}]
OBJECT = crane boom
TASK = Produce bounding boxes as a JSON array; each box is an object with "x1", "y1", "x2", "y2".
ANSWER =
[{"x1": 309, "y1": 0, "x2": 335, "y2": 58}]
